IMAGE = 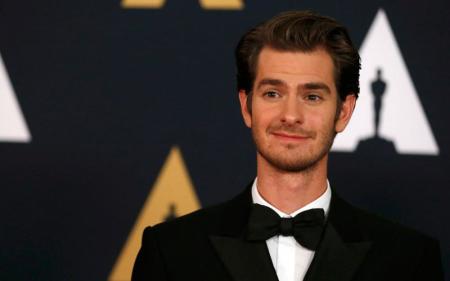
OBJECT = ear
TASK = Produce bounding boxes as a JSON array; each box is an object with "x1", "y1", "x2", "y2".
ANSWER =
[
  {"x1": 335, "y1": 94, "x2": 357, "y2": 133},
  {"x1": 238, "y1": 90, "x2": 252, "y2": 128}
]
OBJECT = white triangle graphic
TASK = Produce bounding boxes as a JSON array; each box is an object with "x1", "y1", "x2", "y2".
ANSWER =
[
  {"x1": 0, "y1": 51, "x2": 31, "y2": 142},
  {"x1": 332, "y1": 9, "x2": 439, "y2": 155}
]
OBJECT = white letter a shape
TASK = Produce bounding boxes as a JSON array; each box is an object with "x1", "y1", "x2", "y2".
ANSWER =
[
  {"x1": 0, "y1": 51, "x2": 31, "y2": 142},
  {"x1": 332, "y1": 9, "x2": 439, "y2": 155}
]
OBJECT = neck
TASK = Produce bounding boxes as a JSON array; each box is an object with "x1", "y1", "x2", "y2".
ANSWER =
[{"x1": 256, "y1": 154, "x2": 328, "y2": 214}]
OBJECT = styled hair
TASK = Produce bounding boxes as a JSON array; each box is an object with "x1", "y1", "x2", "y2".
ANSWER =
[{"x1": 235, "y1": 10, "x2": 360, "y2": 101}]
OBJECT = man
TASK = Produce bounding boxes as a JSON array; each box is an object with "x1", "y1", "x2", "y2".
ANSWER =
[{"x1": 132, "y1": 11, "x2": 444, "y2": 281}]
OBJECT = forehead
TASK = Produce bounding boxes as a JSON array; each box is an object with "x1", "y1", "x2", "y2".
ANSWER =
[{"x1": 254, "y1": 47, "x2": 336, "y2": 90}]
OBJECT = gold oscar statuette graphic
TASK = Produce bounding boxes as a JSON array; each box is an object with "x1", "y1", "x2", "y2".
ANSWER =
[
  {"x1": 121, "y1": 0, "x2": 243, "y2": 10},
  {"x1": 109, "y1": 146, "x2": 201, "y2": 281}
]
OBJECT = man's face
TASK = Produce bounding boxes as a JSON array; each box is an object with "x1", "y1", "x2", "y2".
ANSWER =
[{"x1": 239, "y1": 47, "x2": 356, "y2": 172}]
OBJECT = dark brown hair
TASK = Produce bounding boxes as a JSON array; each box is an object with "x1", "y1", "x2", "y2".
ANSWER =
[{"x1": 235, "y1": 10, "x2": 360, "y2": 101}]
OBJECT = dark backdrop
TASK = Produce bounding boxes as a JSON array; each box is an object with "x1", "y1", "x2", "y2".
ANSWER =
[{"x1": 1, "y1": 0, "x2": 449, "y2": 280}]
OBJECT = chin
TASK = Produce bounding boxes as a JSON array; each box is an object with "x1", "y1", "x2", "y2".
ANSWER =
[{"x1": 259, "y1": 150, "x2": 326, "y2": 173}]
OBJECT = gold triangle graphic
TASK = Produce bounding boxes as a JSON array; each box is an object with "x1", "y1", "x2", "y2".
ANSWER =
[
  {"x1": 199, "y1": 0, "x2": 244, "y2": 10},
  {"x1": 108, "y1": 146, "x2": 201, "y2": 281},
  {"x1": 121, "y1": 0, "x2": 243, "y2": 9},
  {"x1": 121, "y1": 0, "x2": 164, "y2": 9}
]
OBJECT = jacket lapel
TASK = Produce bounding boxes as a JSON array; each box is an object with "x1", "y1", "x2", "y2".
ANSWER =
[
  {"x1": 208, "y1": 186, "x2": 372, "y2": 281},
  {"x1": 210, "y1": 236, "x2": 279, "y2": 281},
  {"x1": 209, "y1": 185, "x2": 279, "y2": 281},
  {"x1": 304, "y1": 192, "x2": 372, "y2": 281}
]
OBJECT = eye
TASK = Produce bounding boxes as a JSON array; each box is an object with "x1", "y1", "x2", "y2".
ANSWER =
[
  {"x1": 263, "y1": 90, "x2": 281, "y2": 98},
  {"x1": 305, "y1": 94, "x2": 322, "y2": 102}
]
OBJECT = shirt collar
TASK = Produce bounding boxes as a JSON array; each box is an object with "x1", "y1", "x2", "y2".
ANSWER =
[{"x1": 251, "y1": 178, "x2": 332, "y2": 218}]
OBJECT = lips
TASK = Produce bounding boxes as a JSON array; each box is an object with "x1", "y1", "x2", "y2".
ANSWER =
[{"x1": 271, "y1": 131, "x2": 310, "y2": 140}]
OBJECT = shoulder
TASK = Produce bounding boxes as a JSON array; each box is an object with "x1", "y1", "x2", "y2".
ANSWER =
[
  {"x1": 142, "y1": 187, "x2": 251, "y2": 243},
  {"x1": 138, "y1": 202, "x2": 228, "y2": 259},
  {"x1": 132, "y1": 194, "x2": 248, "y2": 280},
  {"x1": 341, "y1": 200, "x2": 444, "y2": 279},
  {"x1": 332, "y1": 194, "x2": 440, "y2": 250},
  {"x1": 151, "y1": 200, "x2": 230, "y2": 234},
  {"x1": 359, "y1": 204, "x2": 434, "y2": 243}
]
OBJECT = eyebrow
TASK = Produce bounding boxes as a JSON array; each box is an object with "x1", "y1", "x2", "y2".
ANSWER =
[
  {"x1": 256, "y1": 79, "x2": 331, "y2": 94},
  {"x1": 300, "y1": 82, "x2": 331, "y2": 94},
  {"x1": 256, "y1": 78, "x2": 287, "y2": 90}
]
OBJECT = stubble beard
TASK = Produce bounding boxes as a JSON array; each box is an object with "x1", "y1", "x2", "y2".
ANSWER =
[{"x1": 252, "y1": 124, "x2": 336, "y2": 173}]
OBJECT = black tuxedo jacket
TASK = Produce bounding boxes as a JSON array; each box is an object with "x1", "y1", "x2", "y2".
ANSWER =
[{"x1": 132, "y1": 187, "x2": 444, "y2": 281}]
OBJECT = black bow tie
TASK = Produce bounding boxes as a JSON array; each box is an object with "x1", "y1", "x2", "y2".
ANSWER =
[{"x1": 246, "y1": 204, "x2": 325, "y2": 250}]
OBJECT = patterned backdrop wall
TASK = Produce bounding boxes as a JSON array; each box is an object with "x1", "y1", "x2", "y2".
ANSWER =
[{"x1": 1, "y1": 0, "x2": 449, "y2": 280}]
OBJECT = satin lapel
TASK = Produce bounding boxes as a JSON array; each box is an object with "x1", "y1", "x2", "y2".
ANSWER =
[
  {"x1": 210, "y1": 236, "x2": 279, "y2": 281},
  {"x1": 208, "y1": 184, "x2": 278, "y2": 281},
  {"x1": 303, "y1": 223, "x2": 371, "y2": 281},
  {"x1": 304, "y1": 192, "x2": 372, "y2": 281}
]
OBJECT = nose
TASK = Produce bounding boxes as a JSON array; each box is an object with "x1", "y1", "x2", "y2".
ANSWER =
[{"x1": 280, "y1": 95, "x2": 303, "y2": 125}]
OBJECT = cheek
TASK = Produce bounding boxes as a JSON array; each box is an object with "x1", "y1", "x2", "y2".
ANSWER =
[
  {"x1": 309, "y1": 108, "x2": 336, "y2": 133},
  {"x1": 251, "y1": 104, "x2": 280, "y2": 130},
  {"x1": 252, "y1": 114, "x2": 270, "y2": 135}
]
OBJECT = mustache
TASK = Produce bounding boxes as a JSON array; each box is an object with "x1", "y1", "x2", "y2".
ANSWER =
[{"x1": 268, "y1": 124, "x2": 316, "y2": 138}]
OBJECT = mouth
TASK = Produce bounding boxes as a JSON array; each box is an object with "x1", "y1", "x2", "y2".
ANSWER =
[{"x1": 271, "y1": 131, "x2": 310, "y2": 141}]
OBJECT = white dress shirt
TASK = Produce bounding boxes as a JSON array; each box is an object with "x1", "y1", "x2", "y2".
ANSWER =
[{"x1": 251, "y1": 179, "x2": 332, "y2": 281}]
